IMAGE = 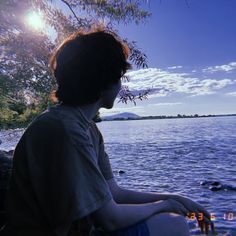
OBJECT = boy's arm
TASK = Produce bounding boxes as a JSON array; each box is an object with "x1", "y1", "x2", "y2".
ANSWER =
[
  {"x1": 90, "y1": 198, "x2": 188, "y2": 231},
  {"x1": 106, "y1": 178, "x2": 215, "y2": 233},
  {"x1": 107, "y1": 178, "x2": 175, "y2": 204}
]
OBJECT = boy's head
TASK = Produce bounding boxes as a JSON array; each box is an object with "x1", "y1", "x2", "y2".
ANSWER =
[{"x1": 50, "y1": 27, "x2": 132, "y2": 106}]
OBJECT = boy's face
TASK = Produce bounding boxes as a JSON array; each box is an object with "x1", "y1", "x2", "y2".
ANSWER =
[{"x1": 100, "y1": 80, "x2": 121, "y2": 109}]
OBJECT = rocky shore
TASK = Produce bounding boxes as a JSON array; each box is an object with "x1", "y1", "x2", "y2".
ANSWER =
[{"x1": 0, "y1": 150, "x2": 13, "y2": 229}]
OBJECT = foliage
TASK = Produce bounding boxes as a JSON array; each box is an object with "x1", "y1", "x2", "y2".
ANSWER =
[
  {"x1": 0, "y1": 104, "x2": 43, "y2": 129},
  {"x1": 0, "y1": 0, "x2": 151, "y2": 128}
]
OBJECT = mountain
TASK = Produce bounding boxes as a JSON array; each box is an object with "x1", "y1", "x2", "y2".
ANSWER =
[{"x1": 101, "y1": 112, "x2": 140, "y2": 121}]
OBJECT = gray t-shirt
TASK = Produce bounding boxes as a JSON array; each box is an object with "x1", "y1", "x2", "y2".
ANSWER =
[{"x1": 5, "y1": 104, "x2": 113, "y2": 235}]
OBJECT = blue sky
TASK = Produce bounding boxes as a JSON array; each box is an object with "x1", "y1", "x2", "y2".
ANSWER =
[
  {"x1": 99, "y1": 0, "x2": 236, "y2": 117},
  {"x1": 55, "y1": 0, "x2": 236, "y2": 117}
]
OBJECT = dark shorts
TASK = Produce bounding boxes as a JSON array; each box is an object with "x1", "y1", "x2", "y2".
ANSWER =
[{"x1": 92, "y1": 221, "x2": 150, "y2": 236}]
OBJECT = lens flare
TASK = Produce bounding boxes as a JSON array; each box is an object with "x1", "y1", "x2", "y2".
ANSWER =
[{"x1": 26, "y1": 11, "x2": 45, "y2": 31}]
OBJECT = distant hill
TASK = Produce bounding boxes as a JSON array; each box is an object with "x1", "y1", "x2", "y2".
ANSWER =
[
  {"x1": 101, "y1": 112, "x2": 140, "y2": 121},
  {"x1": 101, "y1": 112, "x2": 236, "y2": 122}
]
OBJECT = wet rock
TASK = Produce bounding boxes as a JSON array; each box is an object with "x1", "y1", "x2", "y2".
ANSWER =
[
  {"x1": 118, "y1": 170, "x2": 125, "y2": 174},
  {"x1": 200, "y1": 180, "x2": 236, "y2": 192},
  {"x1": 211, "y1": 181, "x2": 221, "y2": 186},
  {"x1": 209, "y1": 185, "x2": 222, "y2": 191},
  {"x1": 200, "y1": 180, "x2": 221, "y2": 186},
  {"x1": 200, "y1": 180, "x2": 208, "y2": 186}
]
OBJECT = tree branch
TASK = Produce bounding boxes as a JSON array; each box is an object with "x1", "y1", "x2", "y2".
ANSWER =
[{"x1": 60, "y1": 0, "x2": 81, "y2": 23}]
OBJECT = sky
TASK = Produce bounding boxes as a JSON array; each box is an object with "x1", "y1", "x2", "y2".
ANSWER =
[
  {"x1": 98, "y1": 0, "x2": 236, "y2": 117},
  {"x1": 53, "y1": 0, "x2": 236, "y2": 117}
]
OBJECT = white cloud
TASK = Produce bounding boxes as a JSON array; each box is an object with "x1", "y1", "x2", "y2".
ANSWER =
[
  {"x1": 203, "y1": 62, "x2": 236, "y2": 73},
  {"x1": 123, "y1": 68, "x2": 235, "y2": 98},
  {"x1": 149, "y1": 102, "x2": 182, "y2": 106},
  {"x1": 100, "y1": 102, "x2": 182, "y2": 116},
  {"x1": 226, "y1": 91, "x2": 236, "y2": 96},
  {"x1": 167, "y1": 66, "x2": 183, "y2": 69}
]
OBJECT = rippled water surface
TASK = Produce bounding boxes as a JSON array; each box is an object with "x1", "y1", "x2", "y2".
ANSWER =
[
  {"x1": 1, "y1": 116, "x2": 236, "y2": 235},
  {"x1": 96, "y1": 117, "x2": 236, "y2": 236}
]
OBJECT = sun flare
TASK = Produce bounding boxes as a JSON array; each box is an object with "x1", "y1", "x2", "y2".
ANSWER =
[{"x1": 26, "y1": 11, "x2": 45, "y2": 31}]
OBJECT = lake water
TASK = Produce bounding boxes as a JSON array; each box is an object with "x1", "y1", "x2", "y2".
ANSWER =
[
  {"x1": 96, "y1": 117, "x2": 236, "y2": 236},
  {"x1": 1, "y1": 116, "x2": 236, "y2": 235}
]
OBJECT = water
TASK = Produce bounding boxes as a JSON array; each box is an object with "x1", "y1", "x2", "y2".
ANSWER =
[
  {"x1": 1, "y1": 116, "x2": 236, "y2": 235},
  {"x1": 0, "y1": 128, "x2": 24, "y2": 151},
  {"x1": 96, "y1": 117, "x2": 236, "y2": 236}
]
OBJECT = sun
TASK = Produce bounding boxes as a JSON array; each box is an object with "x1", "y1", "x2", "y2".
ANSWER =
[{"x1": 26, "y1": 11, "x2": 45, "y2": 31}]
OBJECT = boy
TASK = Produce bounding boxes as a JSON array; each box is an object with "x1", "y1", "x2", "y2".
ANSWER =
[{"x1": 3, "y1": 28, "x2": 214, "y2": 236}]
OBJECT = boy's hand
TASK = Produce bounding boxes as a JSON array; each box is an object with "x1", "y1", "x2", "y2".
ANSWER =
[{"x1": 171, "y1": 195, "x2": 216, "y2": 235}]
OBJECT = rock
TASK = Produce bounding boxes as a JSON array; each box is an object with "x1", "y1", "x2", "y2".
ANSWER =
[
  {"x1": 209, "y1": 185, "x2": 222, "y2": 191},
  {"x1": 200, "y1": 180, "x2": 208, "y2": 186},
  {"x1": 0, "y1": 150, "x2": 13, "y2": 159},
  {"x1": 0, "y1": 150, "x2": 13, "y2": 180},
  {"x1": 200, "y1": 180, "x2": 221, "y2": 186},
  {"x1": 200, "y1": 180, "x2": 236, "y2": 192},
  {"x1": 0, "y1": 150, "x2": 13, "y2": 229},
  {"x1": 210, "y1": 181, "x2": 221, "y2": 186},
  {"x1": 118, "y1": 170, "x2": 125, "y2": 174}
]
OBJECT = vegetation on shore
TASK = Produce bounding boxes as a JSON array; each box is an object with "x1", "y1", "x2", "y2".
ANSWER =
[
  {"x1": 102, "y1": 113, "x2": 236, "y2": 121},
  {"x1": 0, "y1": 102, "x2": 102, "y2": 129},
  {"x1": 0, "y1": 97, "x2": 55, "y2": 129}
]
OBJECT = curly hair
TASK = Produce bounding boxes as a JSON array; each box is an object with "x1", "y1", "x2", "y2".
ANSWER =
[{"x1": 49, "y1": 27, "x2": 132, "y2": 106}]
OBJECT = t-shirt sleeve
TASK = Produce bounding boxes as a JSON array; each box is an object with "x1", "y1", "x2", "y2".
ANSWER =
[
  {"x1": 95, "y1": 124, "x2": 114, "y2": 180},
  {"x1": 25, "y1": 118, "x2": 112, "y2": 229}
]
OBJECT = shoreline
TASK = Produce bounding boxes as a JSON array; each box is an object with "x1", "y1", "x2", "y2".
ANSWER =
[{"x1": 101, "y1": 113, "x2": 236, "y2": 122}]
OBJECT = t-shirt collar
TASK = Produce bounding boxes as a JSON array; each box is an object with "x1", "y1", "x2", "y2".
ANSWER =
[
  {"x1": 55, "y1": 103, "x2": 93, "y2": 130},
  {"x1": 75, "y1": 106, "x2": 93, "y2": 129}
]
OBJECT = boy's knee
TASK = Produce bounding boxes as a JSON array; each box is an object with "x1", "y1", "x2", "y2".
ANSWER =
[
  {"x1": 170, "y1": 213, "x2": 188, "y2": 225},
  {"x1": 160, "y1": 213, "x2": 189, "y2": 231},
  {"x1": 152, "y1": 212, "x2": 187, "y2": 223},
  {"x1": 146, "y1": 213, "x2": 190, "y2": 236}
]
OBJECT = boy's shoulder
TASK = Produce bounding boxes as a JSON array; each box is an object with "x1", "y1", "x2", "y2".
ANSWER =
[{"x1": 25, "y1": 105, "x2": 93, "y2": 146}]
